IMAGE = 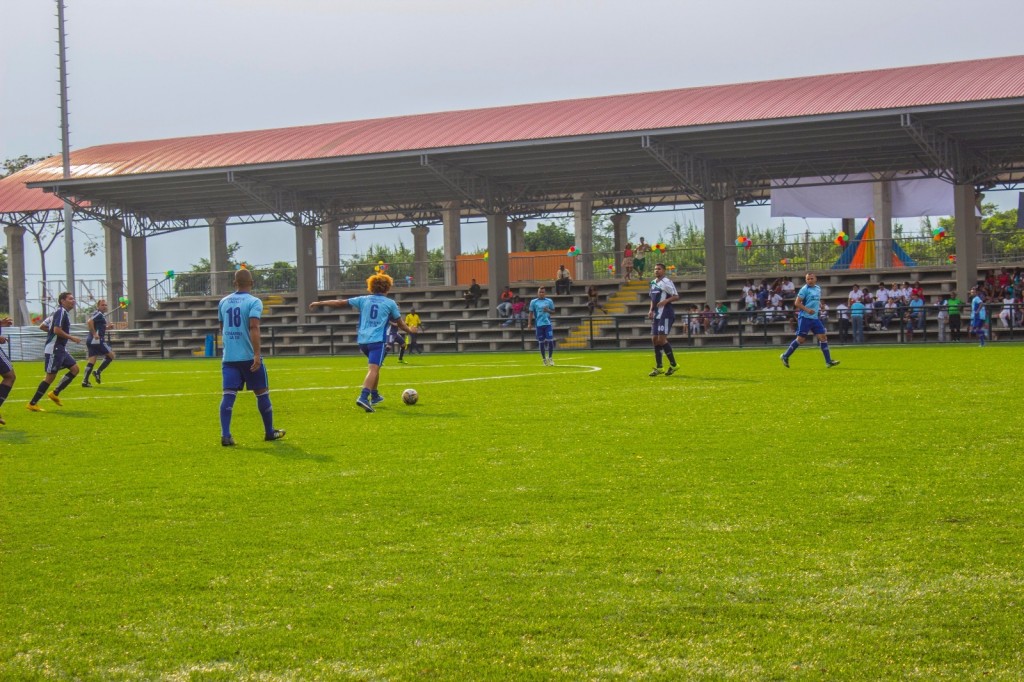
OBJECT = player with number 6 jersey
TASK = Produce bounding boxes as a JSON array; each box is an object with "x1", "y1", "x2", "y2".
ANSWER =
[{"x1": 308, "y1": 272, "x2": 416, "y2": 413}]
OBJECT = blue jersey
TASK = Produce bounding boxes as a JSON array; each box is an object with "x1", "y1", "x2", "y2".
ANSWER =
[
  {"x1": 219, "y1": 291, "x2": 263, "y2": 362},
  {"x1": 796, "y1": 284, "x2": 821, "y2": 319},
  {"x1": 529, "y1": 297, "x2": 555, "y2": 327},
  {"x1": 89, "y1": 310, "x2": 108, "y2": 342},
  {"x1": 44, "y1": 306, "x2": 72, "y2": 353},
  {"x1": 349, "y1": 295, "x2": 401, "y2": 345},
  {"x1": 971, "y1": 295, "x2": 986, "y2": 320}
]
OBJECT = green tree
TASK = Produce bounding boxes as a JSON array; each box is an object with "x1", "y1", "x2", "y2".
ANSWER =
[
  {"x1": 523, "y1": 219, "x2": 575, "y2": 251},
  {"x1": 175, "y1": 242, "x2": 243, "y2": 295}
]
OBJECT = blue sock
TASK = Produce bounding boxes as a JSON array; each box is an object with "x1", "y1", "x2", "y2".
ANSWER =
[
  {"x1": 360, "y1": 387, "x2": 371, "y2": 401},
  {"x1": 0, "y1": 383, "x2": 11, "y2": 408},
  {"x1": 257, "y1": 392, "x2": 274, "y2": 434},
  {"x1": 220, "y1": 391, "x2": 237, "y2": 437},
  {"x1": 783, "y1": 339, "x2": 800, "y2": 359},
  {"x1": 820, "y1": 342, "x2": 833, "y2": 363},
  {"x1": 547, "y1": 340, "x2": 554, "y2": 359},
  {"x1": 654, "y1": 346, "x2": 663, "y2": 368},
  {"x1": 98, "y1": 358, "x2": 113, "y2": 373},
  {"x1": 663, "y1": 343, "x2": 676, "y2": 366},
  {"x1": 371, "y1": 390, "x2": 381, "y2": 400}
]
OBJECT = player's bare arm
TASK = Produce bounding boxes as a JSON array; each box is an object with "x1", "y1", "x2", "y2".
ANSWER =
[
  {"x1": 308, "y1": 299, "x2": 350, "y2": 311},
  {"x1": 249, "y1": 317, "x2": 262, "y2": 370}
]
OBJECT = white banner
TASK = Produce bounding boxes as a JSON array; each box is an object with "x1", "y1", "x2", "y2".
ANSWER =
[{"x1": 770, "y1": 175, "x2": 955, "y2": 218}]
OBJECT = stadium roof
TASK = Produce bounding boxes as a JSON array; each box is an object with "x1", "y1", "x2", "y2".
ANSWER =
[{"x1": 3, "y1": 54, "x2": 1024, "y2": 229}]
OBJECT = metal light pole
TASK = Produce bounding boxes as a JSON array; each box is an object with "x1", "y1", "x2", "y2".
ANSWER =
[{"x1": 57, "y1": 0, "x2": 75, "y2": 318}]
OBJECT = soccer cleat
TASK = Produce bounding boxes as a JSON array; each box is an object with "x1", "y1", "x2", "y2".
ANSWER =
[
  {"x1": 649, "y1": 368, "x2": 664, "y2": 377},
  {"x1": 26, "y1": 403, "x2": 44, "y2": 412},
  {"x1": 356, "y1": 397, "x2": 375, "y2": 413},
  {"x1": 93, "y1": 372, "x2": 101, "y2": 385},
  {"x1": 370, "y1": 394, "x2": 385, "y2": 405},
  {"x1": 397, "y1": 359, "x2": 407, "y2": 364},
  {"x1": 221, "y1": 436, "x2": 236, "y2": 447},
  {"x1": 81, "y1": 382, "x2": 92, "y2": 388},
  {"x1": 47, "y1": 391, "x2": 63, "y2": 406},
  {"x1": 780, "y1": 354, "x2": 789, "y2": 368},
  {"x1": 827, "y1": 360, "x2": 841, "y2": 368},
  {"x1": 548, "y1": 358, "x2": 555, "y2": 366},
  {"x1": 665, "y1": 365, "x2": 678, "y2": 376},
  {"x1": 264, "y1": 429, "x2": 286, "y2": 442}
]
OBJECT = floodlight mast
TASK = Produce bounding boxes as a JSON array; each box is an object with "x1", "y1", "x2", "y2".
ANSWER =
[{"x1": 57, "y1": 0, "x2": 75, "y2": 318}]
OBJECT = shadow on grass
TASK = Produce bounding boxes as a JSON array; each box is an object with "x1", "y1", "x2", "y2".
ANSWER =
[
  {"x1": 258, "y1": 441, "x2": 336, "y2": 463},
  {"x1": 0, "y1": 428, "x2": 31, "y2": 444}
]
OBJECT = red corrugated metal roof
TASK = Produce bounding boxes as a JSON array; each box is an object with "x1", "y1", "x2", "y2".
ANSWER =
[
  {"x1": 4, "y1": 54, "x2": 1024, "y2": 210},
  {"x1": 0, "y1": 170, "x2": 67, "y2": 213}
]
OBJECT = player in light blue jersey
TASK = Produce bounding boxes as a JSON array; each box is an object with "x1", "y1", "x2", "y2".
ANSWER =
[
  {"x1": 528, "y1": 286, "x2": 556, "y2": 365},
  {"x1": 309, "y1": 272, "x2": 415, "y2": 412},
  {"x1": 217, "y1": 268, "x2": 285, "y2": 446},
  {"x1": 969, "y1": 286, "x2": 988, "y2": 346},
  {"x1": 780, "y1": 272, "x2": 840, "y2": 369}
]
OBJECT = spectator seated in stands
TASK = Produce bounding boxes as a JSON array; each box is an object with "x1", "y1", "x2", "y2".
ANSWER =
[
  {"x1": 502, "y1": 296, "x2": 527, "y2": 327},
  {"x1": 463, "y1": 279, "x2": 482, "y2": 308},
  {"x1": 555, "y1": 265, "x2": 572, "y2": 295},
  {"x1": 908, "y1": 292, "x2": 925, "y2": 330},
  {"x1": 711, "y1": 301, "x2": 729, "y2": 334},
  {"x1": 496, "y1": 286, "x2": 514, "y2": 318}
]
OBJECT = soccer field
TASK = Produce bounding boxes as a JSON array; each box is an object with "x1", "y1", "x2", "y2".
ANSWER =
[{"x1": 2, "y1": 345, "x2": 1022, "y2": 679}]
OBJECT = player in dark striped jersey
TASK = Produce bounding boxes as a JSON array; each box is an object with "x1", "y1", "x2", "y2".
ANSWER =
[
  {"x1": 648, "y1": 263, "x2": 680, "y2": 376},
  {"x1": 27, "y1": 292, "x2": 83, "y2": 411},
  {"x1": 0, "y1": 316, "x2": 16, "y2": 425},
  {"x1": 82, "y1": 299, "x2": 116, "y2": 387}
]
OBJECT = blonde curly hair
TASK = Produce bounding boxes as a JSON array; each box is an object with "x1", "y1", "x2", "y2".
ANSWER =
[{"x1": 366, "y1": 272, "x2": 394, "y2": 294}]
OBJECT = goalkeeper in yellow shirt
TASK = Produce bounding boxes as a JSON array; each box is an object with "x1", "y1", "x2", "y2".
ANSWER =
[{"x1": 399, "y1": 307, "x2": 423, "y2": 362}]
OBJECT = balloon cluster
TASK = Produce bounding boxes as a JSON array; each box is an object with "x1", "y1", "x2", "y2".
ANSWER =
[
  {"x1": 606, "y1": 264, "x2": 615, "y2": 274},
  {"x1": 374, "y1": 260, "x2": 388, "y2": 273},
  {"x1": 483, "y1": 251, "x2": 489, "y2": 262},
  {"x1": 566, "y1": 245, "x2": 578, "y2": 257},
  {"x1": 947, "y1": 254, "x2": 957, "y2": 263},
  {"x1": 780, "y1": 258, "x2": 791, "y2": 266},
  {"x1": 666, "y1": 265, "x2": 677, "y2": 273},
  {"x1": 405, "y1": 275, "x2": 413, "y2": 285},
  {"x1": 165, "y1": 270, "x2": 175, "y2": 280},
  {"x1": 735, "y1": 236, "x2": 752, "y2": 250},
  {"x1": 118, "y1": 295, "x2": 130, "y2": 310},
  {"x1": 238, "y1": 262, "x2": 249, "y2": 270},
  {"x1": 834, "y1": 232, "x2": 849, "y2": 247},
  {"x1": 653, "y1": 243, "x2": 667, "y2": 253},
  {"x1": 932, "y1": 227, "x2": 947, "y2": 242}
]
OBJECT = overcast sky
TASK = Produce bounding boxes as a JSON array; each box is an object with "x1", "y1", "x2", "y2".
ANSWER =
[{"x1": 2, "y1": 0, "x2": 1022, "y2": 283}]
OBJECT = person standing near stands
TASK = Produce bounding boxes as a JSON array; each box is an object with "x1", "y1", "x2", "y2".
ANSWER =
[
  {"x1": 528, "y1": 286, "x2": 557, "y2": 366},
  {"x1": 970, "y1": 286, "x2": 988, "y2": 346},
  {"x1": 647, "y1": 263, "x2": 680, "y2": 376},
  {"x1": 399, "y1": 307, "x2": 423, "y2": 362},
  {"x1": 946, "y1": 291, "x2": 963, "y2": 341},
  {"x1": 26, "y1": 292, "x2": 83, "y2": 412},
  {"x1": 0, "y1": 316, "x2": 16, "y2": 426},
  {"x1": 82, "y1": 299, "x2": 115, "y2": 387},
  {"x1": 780, "y1": 273, "x2": 840, "y2": 369},
  {"x1": 217, "y1": 268, "x2": 285, "y2": 445}
]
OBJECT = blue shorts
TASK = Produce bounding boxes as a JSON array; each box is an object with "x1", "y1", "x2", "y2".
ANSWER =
[
  {"x1": 44, "y1": 347, "x2": 77, "y2": 374},
  {"x1": 535, "y1": 324, "x2": 554, "y2": 342},
  {"x1": 86, "y1": 341, "x2": 112, "y2": 357},
  {"x1": 970, "y1": 316, "x2": 985, "y2": 329},
  {"x1": 222, "y1": 360, "x2": 269, "y2": 392},
  {"x1": 651, "y1": 315, "x2": 674, "y2": 336},
  {"x1": 359, "y1": 342, "x2": 387, "y2": 366},
  {"x1": 796, "y1": 316, "x2": 827, "y2": 337},
  {"x1": 0, "y1": 347, "x2": 12, "y2": 375}
]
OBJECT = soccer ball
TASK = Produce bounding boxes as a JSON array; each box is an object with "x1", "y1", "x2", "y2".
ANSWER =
[{"x1": 401, "y1": 388, "x2": 418, "y2": 405}]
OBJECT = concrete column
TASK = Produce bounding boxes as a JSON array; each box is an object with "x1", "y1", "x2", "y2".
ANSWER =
[
  {"x1": 295, "y1": 217, "x2": 318, "y2": 323},
  {"x1": 4, "y1": 224, "x2": 28, "y2": 325},
  {"x1": 873, "y1": 181, "x2": 893, "y2": 269},
  {"x1": 442, "y1": 201, "x2": 462, "y2": 286},
  {"x1": 125, "y1": 235, "x2": 149, "y2": 327},
  {"x1": 485, "y1": 213, "x2": 509, "y2": 313},
  {"x1": 101, "y1": 219, "x2": 124, "y2": 307},
  {"x1": 704, "y1": 199, "x2": 730, "y2": 307},
  {"x1": 321, "y1": 218, "x2": 340, "y2": 291},
  {"x1": 953, "y1": 183, "x2": 980, "y2": 298},
  {"x1": 611, "y1": 213, "x2": 629, "y2": 276},
  {"x1": 573, "y1": 193, "x2": 594, "y2": 280},
  {"x1": 841, "y1": 218, "x2": 856, "y2": 236},
  {"x1": 724, "y1": 202, "x2": 739, "y2": 273},
  {"x1": 207, "y1": 216, "x2": 231, "y2": 296},
  {"x1": 509, "y1": 219, "x2": 526, "y2": 253},
  {"x1": 411, "y1": 225, "x2": 429, "y2": 287}
]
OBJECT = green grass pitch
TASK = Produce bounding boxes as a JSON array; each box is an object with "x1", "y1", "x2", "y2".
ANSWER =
[{"x1": 2, "y1": 345, "x2": 1023, "y2": 679}]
